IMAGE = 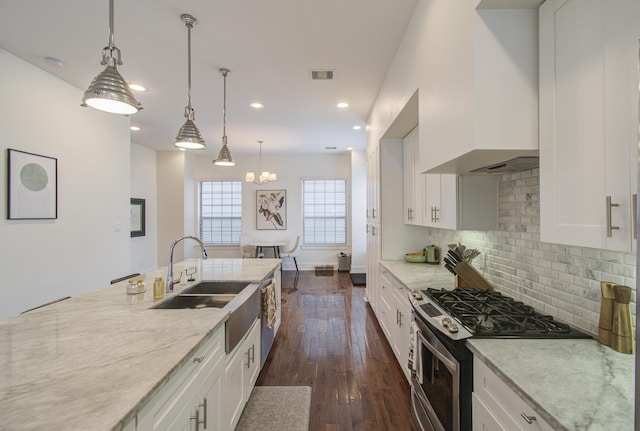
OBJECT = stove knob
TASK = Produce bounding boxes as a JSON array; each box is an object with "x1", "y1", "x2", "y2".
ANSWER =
[
  {"x1": 442, "y1": 317, "x2": 451, "y2": 327},
  {"x1": 448, "y1": 324, "x2": 459, "y2": 334}
]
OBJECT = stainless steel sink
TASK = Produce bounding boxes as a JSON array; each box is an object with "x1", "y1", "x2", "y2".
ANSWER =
[
  {"x1": 151, "y1": 282, "x2": 261, "y2": 353},
  {"x1": 151, "y1": 294, "x2": 236, "y2": 309},
  {"x1": 180, "y1": 281, "x2": 250, "y2": 295}
]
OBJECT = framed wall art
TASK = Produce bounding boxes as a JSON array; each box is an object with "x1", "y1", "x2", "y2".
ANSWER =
[
  {"x1": 256, "y1": 190, "x2": 286, "y2": 230},
  {"x1": 130, "y1": 198, "x2": 146, "y2": 237},
  {"x1": 6, "y1": 148, "x2": 58, "y2": 220}
]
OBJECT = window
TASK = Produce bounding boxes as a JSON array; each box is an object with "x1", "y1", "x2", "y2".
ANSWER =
[
  {"x1": 199, "y1": 181, "x2": 242, "y2": 245},
  {"x1": 303, "y1": 179, "x2": 347, "y2": 244}
]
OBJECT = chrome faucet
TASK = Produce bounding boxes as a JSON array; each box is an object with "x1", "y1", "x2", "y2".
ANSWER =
[{"x1": 167, "y1": 235, "x2": 208, "y2": 292}]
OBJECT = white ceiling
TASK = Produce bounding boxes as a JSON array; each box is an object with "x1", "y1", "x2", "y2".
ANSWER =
[{"x1": 0, "y1": 0, "x2": 418, "y2": 156}]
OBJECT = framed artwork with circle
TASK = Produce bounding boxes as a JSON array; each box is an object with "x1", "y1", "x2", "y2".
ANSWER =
[{"x1": 6, "y1": 149, "x2": 58, "y2": 220}]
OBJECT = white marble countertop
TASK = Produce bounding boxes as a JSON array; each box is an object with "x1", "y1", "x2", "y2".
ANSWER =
[
  {"x1": 467, "y1": 338, "x2": 635, "y2": 431},
  {"x1": 380, "y1": 259, "x2": 455, "y2": 290},
  {"x1": 0, "y1": 258, "x2": 281, "y2": 431},
  {"x1": 379, "y1": 259, "x2": 635, "y2": 431}
]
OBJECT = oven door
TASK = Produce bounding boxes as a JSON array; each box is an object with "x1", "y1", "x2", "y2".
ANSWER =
[{"x1": 411, "y1": 314, "x2": 460, "y2": 431}]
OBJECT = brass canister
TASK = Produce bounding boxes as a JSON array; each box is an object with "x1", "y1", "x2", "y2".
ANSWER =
[{"x1": 153, "y1": 277, "x2": 165, "y2": 300}]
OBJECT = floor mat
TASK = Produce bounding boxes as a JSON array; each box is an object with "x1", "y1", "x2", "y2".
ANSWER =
[
  {"x1": 350, "y1": 273, "x2": 366, "y2": 286},
  {"x1": 236, "y1": 386, "x2": 311, "y2": 431}
]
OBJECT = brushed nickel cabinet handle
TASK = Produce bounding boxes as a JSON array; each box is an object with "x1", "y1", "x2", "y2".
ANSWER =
[
  {"x1": 193, "y1": 354, "x2": 205, "y2": 363},
  {"x1": 191, "y1": 408, "x2": 201, "y2": 431},
  {"x1": 520, "y1": 412, "x2": 537, "y2": 424},
  {"x1": 606, "y1": 196, "x2": 620, "y2": 237},
  {"x1": 199, "y1": 398, "x2": 207, "y2": 428},
  {"x1": 372, "y1": 208, "x2": 377, "y2": 219}
]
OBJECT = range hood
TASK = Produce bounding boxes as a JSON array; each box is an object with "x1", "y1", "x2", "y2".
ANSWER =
[{"x1": 470, "y1": 156, "x2": 539, "y2": 174}]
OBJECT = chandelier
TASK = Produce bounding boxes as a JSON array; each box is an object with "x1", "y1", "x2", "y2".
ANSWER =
[{"x1": 245, "y1": 140, "x2": 277, "y2": 184}]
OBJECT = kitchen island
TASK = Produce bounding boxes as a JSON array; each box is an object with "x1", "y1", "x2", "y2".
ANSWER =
[{"x1": 0, "y1": 258, "x2": 281, "y2": 431}]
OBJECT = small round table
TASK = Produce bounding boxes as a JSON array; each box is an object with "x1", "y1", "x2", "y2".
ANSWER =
[{"x1": 251, "y1": 241, "x2": 287, "y2": 258}]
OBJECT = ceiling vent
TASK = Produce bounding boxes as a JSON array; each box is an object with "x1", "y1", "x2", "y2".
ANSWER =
[{"x1": 311, "y1": 70, "x2": 334, "y2": 80}]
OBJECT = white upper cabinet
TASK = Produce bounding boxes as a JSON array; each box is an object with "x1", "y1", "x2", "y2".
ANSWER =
[
  {"x1": 403, "y1": 127, "x2": 424, "y2": 225},
  {"x1": 418, "y1": 7, "x2": 539, "y2": 174},
  {"x1": 424, "y1": 174, "x2": 498, "y2": 231},
  {"x1": 539, "y1": 0, "x2": 640, "y2": 252}
]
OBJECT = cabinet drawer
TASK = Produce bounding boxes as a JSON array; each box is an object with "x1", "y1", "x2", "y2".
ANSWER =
[
  {"x1": 379, "y1": 264, "x2": 392, "y2": 286},
  {"x1": 472, "y1": 393, "x2": 506, "y2": 431},
  {"x1": 138, "y1": 327, "x2": 225, "y2": 430},
  {"x1": 473, "y1": 360, "x2": 554, "y2": 431}
]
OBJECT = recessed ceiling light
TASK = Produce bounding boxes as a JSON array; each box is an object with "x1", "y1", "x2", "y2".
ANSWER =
[
  {"x1": 129, "y1": 83, "x2": 147, "y2": 92},
  {"x1": 347, "y1": 147, "x2": 353, "y2": 151},
  {"x1": 130, "y1": 125, "x2": 140, "y2": 131},
  {"x1": 44, "y1": 56, "x2": 64, "y2": 68},
  {"x1": 337, "y1": 102, "x2": 349, "y2": 109},
  {"x1": 352, "y1": 125, "x2": 362, "y2": 130},
  {"x1": 249, "y1": 102, "x2": 264, "y2": 109}
]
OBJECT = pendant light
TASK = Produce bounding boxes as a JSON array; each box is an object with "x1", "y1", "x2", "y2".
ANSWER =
[
  {"x1": 174, "y1": 14, "x2": 205, "y2": 150},
  {"x1": 213, "y1": 68, "x2": 236, "y2": 166},
  {"x1": 246, "y1": 141, "x2": 277, "y2": 184},
  {"x1": 81, "y1": 0, "x2": 142, "y2": 115}
]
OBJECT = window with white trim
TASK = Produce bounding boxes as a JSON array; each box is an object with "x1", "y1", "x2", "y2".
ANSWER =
[
  {"x1": 302, "y1": 179, "x2": 347, "y2": 244},
  {"x1": 199, "y1": 181, "x2": 242, "y2": 245}
]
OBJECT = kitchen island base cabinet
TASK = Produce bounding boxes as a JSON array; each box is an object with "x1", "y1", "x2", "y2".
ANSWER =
[
  {"x1": 137, "y1": 326, "x2": 225, "y2": 431},
  {"x1": 224, "y1": 318, "x2": 261, "y2": 431},
  {"x1": 473, "y1": 359, "x2": 554, "y2": 431}
]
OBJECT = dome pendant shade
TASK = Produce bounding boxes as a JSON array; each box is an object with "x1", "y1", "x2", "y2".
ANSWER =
[
  {"x1": 82, "y1": 64, "x2": 141, "y2": 115},
  {"x1": 174, "y1": 14, "x2": 205, "y2": 150},
  {"x1": 213, "y1": 68, "x2": 236, "y2": 166},
  {"x1": 174, "y1": 117, "x2": 205, "y2": 149},
  {"x1": 82, "y1": 0, "x2": 141, "y2": 115},
  {"x1": 214, "y1": 140, "x2": 235, "y2": 166}
]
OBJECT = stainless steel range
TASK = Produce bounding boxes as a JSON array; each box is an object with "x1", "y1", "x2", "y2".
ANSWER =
[{"x1": 408, "y1": 287, "x2": 590, "y2": 431}]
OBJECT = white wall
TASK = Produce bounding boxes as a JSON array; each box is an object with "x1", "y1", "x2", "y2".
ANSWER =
[
  {"x1": 130, "y1": 143, "x2": 158, "y2": 274},
  {"x1": 156, "y1": 151, "x2": 187, "y2": 266},
  {"x1": 190, "y1": 152, "x2": 353, "y2": 270},
  {"x1": 0, "y1": 50, "x2": 131, "y2": 319}
]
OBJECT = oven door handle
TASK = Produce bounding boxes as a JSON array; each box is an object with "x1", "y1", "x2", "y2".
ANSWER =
[{"x1": 416, "y1": 330, "x2": 458, "y2": 375}]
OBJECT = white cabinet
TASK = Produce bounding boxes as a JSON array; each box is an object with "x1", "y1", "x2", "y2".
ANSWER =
[
  {"x1": 223, "y1": 318, "x2": 261, "y2": 431},
  {"x1": 403, "y1": 127, "x2": 423, "y2": 225},
  {"x1": 377, "y1": 264, "x2": 412, "y2": 383},
  {"x1": 366, "y1": 145, "x2": 381, "y2": 313},
  {"x1": 423, "y1": 175, "x2": 498, "y2": 231},
  {"x1": 377, "y1": 266, "x2": 394, "y2": 341},
  {"x1": 539, "y1": 0, "x2": 640, "y2": 252},
  {"x1": 137, "y1": 326, "x2": 225, "y2": 431},
  {"x1": 390, "y1": 280, "x2": 412, "y2": 382},
  {"x1": 473, "y1": 359, "x2": 554, "y2": 431}
]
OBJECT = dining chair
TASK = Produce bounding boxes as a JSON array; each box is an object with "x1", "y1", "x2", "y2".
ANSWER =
[
  {"x1": 280, "y1": 235, "x2": 300, "y2": 272},
  {"x1": 240, "y1": 235, "x2": 263, "y2": 258}
]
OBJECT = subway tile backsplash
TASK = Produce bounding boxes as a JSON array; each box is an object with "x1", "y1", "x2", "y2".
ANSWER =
[{"x1": 423, "y1": 169, "x2": 636, "y2": 336}]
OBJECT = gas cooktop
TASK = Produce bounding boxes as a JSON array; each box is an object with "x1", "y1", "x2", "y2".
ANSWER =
[{"x1": 417, "y1": 288, "x2": 590, "y2": 339}]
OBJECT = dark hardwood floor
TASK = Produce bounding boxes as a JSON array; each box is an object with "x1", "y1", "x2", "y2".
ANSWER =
[{"x1": 256, "y1": 270, "x2": 419, "y2": 431}]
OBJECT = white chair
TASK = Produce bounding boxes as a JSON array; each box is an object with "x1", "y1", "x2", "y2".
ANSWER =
[
  {"x1": 280, "y1": 235, "x2": 300, "y2": 272},
  {"x1": 240, "y1": 235, "x2": 263, "y2": 258}
]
